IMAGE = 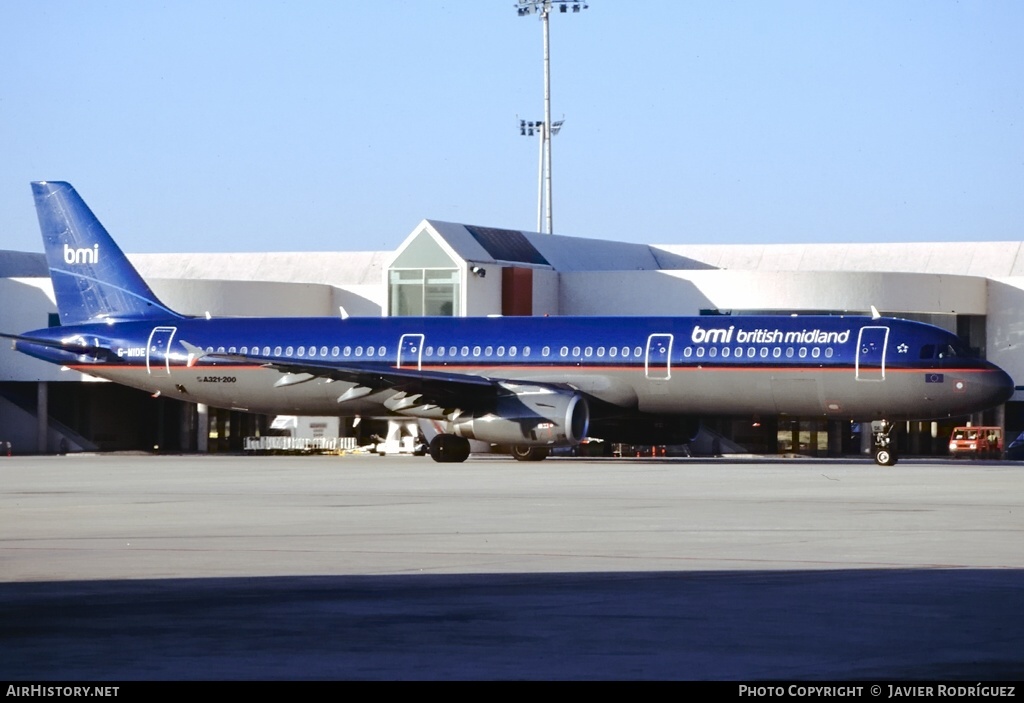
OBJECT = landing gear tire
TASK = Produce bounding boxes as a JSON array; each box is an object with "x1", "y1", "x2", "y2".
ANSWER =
[
  {"x1": 874, "y1": 448, "x2": 897, "y2": 467},
  {"x1": 429, "y1": 434, "x2": 471, "y2": 463},
  {"x1": 511, "y1": 445, "x2": 549, "y2": 462}
]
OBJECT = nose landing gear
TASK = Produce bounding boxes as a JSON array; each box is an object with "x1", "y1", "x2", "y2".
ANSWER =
[{"x1": 872, "y1": 420, "x2": 898, "y2": 466}]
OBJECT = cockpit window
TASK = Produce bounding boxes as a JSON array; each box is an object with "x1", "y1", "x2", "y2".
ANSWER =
[
  {"x1": 922, "y1": 340, "x2": 969, "y2": 359},
  {"x1": 939, "y1": 342, "x2": 965, "y2": 359}
]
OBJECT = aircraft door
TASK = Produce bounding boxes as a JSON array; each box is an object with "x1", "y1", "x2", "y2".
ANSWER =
[
  {"x1": 645, "y1": 333, "x2": 673, "y2": 380},
  {"x1": 397, "y1": 333, "x2": 425, "y2": 370},
  {"x1": 146, "y1": 326, "x2": 178, "y2": 375},
  {"x1": 856, "y1": 326, "x2": 889, "y2": 381}
]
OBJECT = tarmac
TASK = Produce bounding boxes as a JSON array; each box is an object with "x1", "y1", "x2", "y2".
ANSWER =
[{"x1": 1, "y1": 452, "x2": 1023, "y2": 680}]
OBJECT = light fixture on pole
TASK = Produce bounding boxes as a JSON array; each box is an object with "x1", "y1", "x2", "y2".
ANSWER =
[
  {"x1": 515, "y1": 1, "x2": 588, "y2": 234},
  {"x1": 519, "y1": 117, "x2": 564, "y2": 233}
]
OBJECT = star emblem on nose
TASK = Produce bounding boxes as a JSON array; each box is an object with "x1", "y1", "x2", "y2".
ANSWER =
[{"x1": 897, "y1": 343, "x2": 908, "y2": 353}]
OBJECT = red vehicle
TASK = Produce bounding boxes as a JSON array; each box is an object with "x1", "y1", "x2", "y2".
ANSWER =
[{"x1": 948, "y1": 427, "x2": 1002, "y2": 459}]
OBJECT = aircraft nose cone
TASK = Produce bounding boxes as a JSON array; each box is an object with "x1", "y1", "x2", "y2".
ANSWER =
[{"x1": 984, "y1": 365, "x2": 1015, "y2": 406}]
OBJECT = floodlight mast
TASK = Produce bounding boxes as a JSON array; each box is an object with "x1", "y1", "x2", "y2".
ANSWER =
[
  {"x1": 518, "y1": 118, "x2": 564, "y2": 232},
  {"x1": 516, "y1": 1, "x2": 588, "y2": 234}
]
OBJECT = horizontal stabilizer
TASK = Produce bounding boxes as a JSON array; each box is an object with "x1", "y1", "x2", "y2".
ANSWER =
[{"x1": 0, "y1": 330, "x2": 120, "y2": 362}]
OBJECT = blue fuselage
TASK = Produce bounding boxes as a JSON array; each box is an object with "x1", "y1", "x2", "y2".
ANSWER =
[{"x1": 17, "y1": 314, "x2": 1014, "y2": 423}]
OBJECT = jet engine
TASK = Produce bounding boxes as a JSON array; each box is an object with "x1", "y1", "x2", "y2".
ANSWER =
[{"x1": 450, "y1": 386, "x2": 589, "y2": 447}]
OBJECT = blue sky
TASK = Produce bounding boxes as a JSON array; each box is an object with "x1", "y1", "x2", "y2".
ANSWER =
[{"x1": 1, "y1": 1, "x2": 1022, "y2": 254}]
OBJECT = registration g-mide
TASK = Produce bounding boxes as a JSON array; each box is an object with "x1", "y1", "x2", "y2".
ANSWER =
[{"x1": 2, "y1": 211, "x2": 1023, "y2": 459}]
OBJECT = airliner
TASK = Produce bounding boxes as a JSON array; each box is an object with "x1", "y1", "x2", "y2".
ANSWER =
[{"x1": 5, "y1": 181, "x2": 1015, "y2": 465}]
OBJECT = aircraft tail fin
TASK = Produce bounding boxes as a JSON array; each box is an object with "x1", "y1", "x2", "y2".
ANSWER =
[{"x1": 31, "y1": 181, "x2": 183, "y2": 325}]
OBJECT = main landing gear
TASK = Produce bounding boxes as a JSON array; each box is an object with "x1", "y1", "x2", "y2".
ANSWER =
[
  {"x1": 426, "y1": 436, "x2": 555, "y2": 463},
  {"x1": 428, "y1": 434, "x2": 471, "y2": 463},
  {"x1": 872, "y1": 420, "x2": 898, "y2": 466},
  {"x1": 511, "y1": 445, "x2": 550, "y2": 462}
]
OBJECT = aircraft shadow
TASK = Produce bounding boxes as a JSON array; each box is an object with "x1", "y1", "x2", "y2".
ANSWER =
[{"x1": 1, "y1": 568, "x2": 1022, "y2": 680}]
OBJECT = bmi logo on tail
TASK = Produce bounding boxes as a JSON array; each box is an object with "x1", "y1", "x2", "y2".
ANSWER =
[{"x1": 63, "y1": 243, "x2": 99, "y2": 265}]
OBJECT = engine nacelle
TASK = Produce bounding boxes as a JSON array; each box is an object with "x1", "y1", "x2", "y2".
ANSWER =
[{"x1": 450, "y1": 387, "x2": 589, "y2": 446}]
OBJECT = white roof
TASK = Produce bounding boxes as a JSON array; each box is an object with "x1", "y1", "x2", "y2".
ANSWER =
[
  {"x1": 130, "y1": 251, "x2": 388, "y2": 286},
  {"x1": 654, "y1": 241, "x2": 1024, "y2": 277},
  {"x1": 6, "y1": 236, "x2": 1023, "y2": 283},
  {"x1": 0, "y1": 251, "x2": 46, "y2": 278},
  {"x1": 422, "y1": 220, "x2": 708, "y2": 272}
]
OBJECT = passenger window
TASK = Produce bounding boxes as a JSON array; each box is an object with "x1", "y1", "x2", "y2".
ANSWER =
[
  {"x1": 449, "y1": 346, "x2": 457, "y2": 356},
  {"x1": 747, "y1": 348, "x2": 756, "y2": 358},
  {"x1": 722, "y1": 347, "x2": 730, "y2": 358},
  {"x1": 379, "y1": 346, "x2": 386, "y2": 356},
  {"x1": 273, "y1": 346, "x2": 282, "y2": 356},
  {"x1": 825, "y1": 348, "x2": 833, "y2": 358},
  {"x1": 799, "y1": 348, "x2": 807, "y2": 358},
  {"x1": 696, "y1": 347, "x2": 705, "y2": 358},
  {"x1": 572, "y1": 346, "x2": 581, "y2": 357},
  {"x1": 597, "y1": 347, "x2": 605, "y2": 357},
  {"x1": 425, "y1": 346, "x2": 433, "y2": 357},
  {"x1": 366, "y1": 346, "x2": 375, "y2": 357},
  {"x1": 509, "y1": 346, "x2": 517, "y2": 357},
  {"x1": 812, "y1": 347, "x2": 820, "y2": 358},
  {"x1": 772, "y1": 347, "x2": 781, "y2": 358},
  {"x1": 523, "y1": 346, "x2": 531, "y2": 357},
  {"x1": 320, "y1": 346, "x2": 328, "y2": 357},
  {"x1": 497, "y1": 346, "x2": 505, "y2": 357},
  {"x1": 343, "y1": 346, "x2": 352, "y2": 357},
  {"x1": 708, "y1": 347, "x2": 717, "y2": 358},
  {"x1": 786, "y1": 347, "x2": 794, "y2": 358},
  {"x1": 240, "y1": 347, "x2": 247, "y2": 355},
  {"x1": 472, "y1": 346, "x2": 481, "y2": 357},
  {"x1": 355, "y1": 346, "x2": 363, "y2": 357},
  {"x1": 460, "y1": 346, "x2": 469, "y2": 356},
  {"x1": 560, "y1": 346, "x2": 569, "y2": 357},
  {"x1": 609, "y1": 347, "x2": 617, "y2": 358},
  {"x1": 485, "y1": 346, "x2": 493, "y2": 357},
  {"x1": 262, "y1": 346, "x2": 271, "y2": 356},
  {"x1": 584, "y1": 346, "x2": 592, "y2": 357},
  {"x1": 683, "y1": 347, "x2": 692, "y2": 358},
  {"x1": 331, "y1": 346, "x2": 340, "y2": 357},
  {"x1": 760, "y1": 347, "x2": 768, "y2": 358},
  {"x1": 633, "y1": 346, "x2": 642, "y2": 357}
]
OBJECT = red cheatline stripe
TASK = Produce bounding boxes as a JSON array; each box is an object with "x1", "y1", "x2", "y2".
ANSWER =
[{"x1": 68, "y1": 363, "x2": 992, "y2": 375}]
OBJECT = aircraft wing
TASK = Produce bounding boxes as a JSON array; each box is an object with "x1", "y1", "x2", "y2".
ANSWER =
[{"x1": 184, "y1": 341, "x2": 566, "y2": 412}]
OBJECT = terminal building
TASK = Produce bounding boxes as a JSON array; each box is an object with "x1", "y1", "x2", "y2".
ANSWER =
[{"x1": 2, "y1": 219, "x2": 1023, "y2": 457}]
